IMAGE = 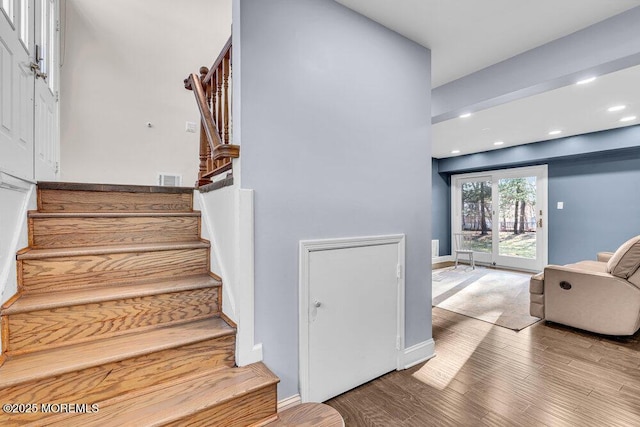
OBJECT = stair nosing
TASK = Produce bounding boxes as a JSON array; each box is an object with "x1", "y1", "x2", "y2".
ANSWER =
[
  {"x1": 0, "y1": 317, "x2": 235, "y2": 389},
  {"x1": 43, "y1": 362, "x2": 278, "y2": 427},
  {"x1": 37, "y1": 181, "x2": 195, "y2": 194},
  {"x1": 17, "y1": 241, "x2": 210, "y2": 260},
  {"x1": 28, "y1": 211, "x2": 201, "y2": 218},
  {"x1": 2, "y1": 274, "x2": 221, "y2": 314}
]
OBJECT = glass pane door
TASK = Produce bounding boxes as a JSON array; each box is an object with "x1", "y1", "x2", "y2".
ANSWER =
[
  {"x1": 453, "y1": 166, "x2": 547, "y2": 271},
  {"x1": 497, "y1": 177, "x2": 537, "y2": 259},
  {"x1": 459, "y1": 178, "x2": 493, "y2": 263}
]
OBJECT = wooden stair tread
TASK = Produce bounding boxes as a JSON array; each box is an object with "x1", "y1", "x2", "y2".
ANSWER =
[
  {"x1": 37, "y1": 181, "x2": 194, "y2": 194},
  {"x1": 0, "y1": 181, "x2": 281, "y2": 426},
  {"x1": 46, "y1": 362, "x2": 279, "y2": 427},
  {"x1": 0, "y1": 317, "x2": 234, "y2": 389},
  {"x1": 29, "y1": 211, "x2": 201, "y2": 218},
  {"x1": 17, "y1": 241, "x2": 210, "y2": 259},
  {"x1": 2, "y1": 274, "x2": 221, "y2": 314},
  {"x1": 271, "y1": 403, "x2": 344, "y2": 427}
]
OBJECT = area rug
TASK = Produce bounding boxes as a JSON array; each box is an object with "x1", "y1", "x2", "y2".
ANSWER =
[{"x1": 432, "y1": 266, "x2": 541, "y2": 331}]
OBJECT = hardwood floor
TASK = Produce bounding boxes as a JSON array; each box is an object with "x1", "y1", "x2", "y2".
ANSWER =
[{"x1": 326, "y1": 307, "x2": 640, "y2": 426}]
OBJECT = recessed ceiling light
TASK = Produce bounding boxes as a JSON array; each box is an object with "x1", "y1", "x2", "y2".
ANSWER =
[
  {"x1": 493, "y1": 141, "x2": 504, "y2": 146},
  {"x1": 607, "y1": 105, "x2": 626, "y2": 112},
  {"x1": 459, "y1": 113, "x2": 472, "y2": 118},
  {"x1": 620, "y1": 116, "x2": 637, "y2": 122},
  {"x1": 451, "y1": 149, "x2": 461, "y2": 154},
  {"x1": 548, "y1": 130, "x2": 562, "y2": 136},
  {"x1": 576, "y1": 77, "x2": 596, "y2": 85}
]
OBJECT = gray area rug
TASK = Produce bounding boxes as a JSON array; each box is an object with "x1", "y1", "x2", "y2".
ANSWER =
[{"x1": 432, "y1": 266, "x2": 541, "y2": 331}]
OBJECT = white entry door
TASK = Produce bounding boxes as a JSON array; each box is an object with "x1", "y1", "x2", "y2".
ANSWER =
[
  {"x1": 0, "y1": 0, "x2": 35, "y2": 179},
  {"x1": 33, "y1": 0, "x2": 58, "y2": 180},
  {"x1": 300, "y1": 235, "x2": 405, "y2": 403},
  {"x1": 0, "y1": 0, "x2": 58, "y2": 181}
]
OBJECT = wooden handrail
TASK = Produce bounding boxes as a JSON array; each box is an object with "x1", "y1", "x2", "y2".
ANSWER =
[
  {"x1": 184, "y1": 37, "x2": 238, "y2": 187},
  {"x1": 204, "y1": 36, "x2": 232, "y2": 84},
  {"x1": 190, "y1": 71, "x2": 223, "y2": 150}
]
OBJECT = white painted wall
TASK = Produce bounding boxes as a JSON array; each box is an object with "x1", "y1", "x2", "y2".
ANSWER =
[
  {"x1": 195, "y1": 185, "x2": 262, "y2": 366},
  {"x1": 59, "y1": 0, "x2": 231, "y2": 185},
  {"x1": 0, "y1": 173, "x2": 36, "y2": 354}
]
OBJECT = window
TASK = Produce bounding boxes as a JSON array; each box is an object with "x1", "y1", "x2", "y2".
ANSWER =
[
  {"x1": 38, "y1": 0, "x2": 47, "y2": 75},
  {"x1": 47, "y1": 0, "x2": 54, "y2": 89},
  {"x1": 20, "y1": 0, "x2": 28, "y2": 48},
  {"x1": 1, "y1": 0, "x2": 14, "y2": 24}
]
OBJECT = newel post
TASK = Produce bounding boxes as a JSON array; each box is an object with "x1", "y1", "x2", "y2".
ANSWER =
[{"x1": 196, "y1": 66, "x2": 213, "y2": 187}]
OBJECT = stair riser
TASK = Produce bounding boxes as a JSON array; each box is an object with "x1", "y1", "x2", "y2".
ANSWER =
[
  {"x1": 20, "y1": 248, "x2": 209, "y2": 293},
  {"x1": 38, "y1": 189, "x2": 193, "y2": 212},
  {"x1": 5, "y1": 287, "x2": 221, "y2": 355},
  {"x1": 30, "y1": 216, "x2": 200, "y2": 248},
  {"x1": 164, "y1": 385, "x2": 277, "y2": 427},
  {"x1": 0, "y1": 335, "x2": 235, "y2": 421}
]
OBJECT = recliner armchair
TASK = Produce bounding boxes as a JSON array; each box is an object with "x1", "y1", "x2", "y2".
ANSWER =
[{"x1": 530, "y1": 235, "x2": 640, "y2": 336}]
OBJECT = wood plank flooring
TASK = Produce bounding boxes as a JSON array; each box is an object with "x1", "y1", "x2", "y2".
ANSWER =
[{"x1": 326, "y1": 307, "x2": 640, "y2": 427}]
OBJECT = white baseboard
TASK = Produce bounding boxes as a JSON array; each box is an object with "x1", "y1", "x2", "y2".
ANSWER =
[
  {"x1": 400, "y1": 339, "x2": 436, "y2": 369},
  {"x1": 277, "y1": 394, "x2": 301, "y2": 412}
]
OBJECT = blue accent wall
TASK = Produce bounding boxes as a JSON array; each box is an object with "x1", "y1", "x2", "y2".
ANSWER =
[
  {"x1": 438, "y1": 124, "x2": 640, "y2": 174},
  {"x1": 548, "y1": 150, "x2": 640, "y2": 264},
  {"x1": 432, "y1": 158, "x2": 451, "y2": 256},
  {"x1": 433, "y1": 125, "x2": 640, "y2": 265}
]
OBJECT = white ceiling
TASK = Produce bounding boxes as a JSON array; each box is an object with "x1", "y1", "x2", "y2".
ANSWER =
[
  {"x1": 432, "y1": 64, "x2": 640, "y2": 158},
  {"x1": 336, "y1": 0, "x2": 640, "y2": 87},
  {"x1": 335, "y1": 0, "x2": 640, "y2": 159}
]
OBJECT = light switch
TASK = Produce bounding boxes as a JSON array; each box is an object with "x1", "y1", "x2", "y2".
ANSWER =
[
  {"x1": 557, "y1": 202, "x2": 564, "y2": 209},
  {"x1": 185, "y1": 121, "x2": 197, "y2": 133}
]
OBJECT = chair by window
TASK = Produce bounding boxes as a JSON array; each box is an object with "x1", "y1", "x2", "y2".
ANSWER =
[{"x1": 453, "y1": 233, "x2": 475, "y2": 269}]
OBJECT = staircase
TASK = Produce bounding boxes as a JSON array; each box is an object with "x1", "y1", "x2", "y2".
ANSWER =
[{"x1": 0, "y1": 182, "x2": 280, "y2": 426}]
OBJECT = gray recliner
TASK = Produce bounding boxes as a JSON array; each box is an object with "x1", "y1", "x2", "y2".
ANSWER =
[{"x1": 530, "y1": 235, "x2": 640, "y2": 336}]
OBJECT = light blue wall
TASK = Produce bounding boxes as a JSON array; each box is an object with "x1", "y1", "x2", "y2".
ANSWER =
[
  {"x1": 432, "y1": 159, "x2": 451, "y2": 256},
  {"x1": 237, "y1": 0, "x2": 432, "y2": 398},
  {"x1": 433, "y1": 126, "x2": 640, "y2": 265},
  {"x1": 548, "y1": 150, "x2": 640, "y2": 264}
]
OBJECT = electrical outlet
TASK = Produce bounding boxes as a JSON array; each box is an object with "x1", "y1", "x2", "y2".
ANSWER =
[
  {"x1": 185, "y1": 121, "x2": 197, "y2": 133},
  {"x1": 557, "y1": 202, "x2": 564, "y2": 209}
]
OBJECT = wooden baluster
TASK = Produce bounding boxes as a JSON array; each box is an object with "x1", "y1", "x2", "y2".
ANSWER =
[
  {"x1": 197, "y1": 121, "x2": 211, "y2": 187},
  {"x1": 210, "y1": 69, "x2": 218, "y2": 170},
  {"x1": 213, "y1": 67, "x2": 222, "y2": 170},
  {"x1": 216, "y1": 64, "x2": 223, "y2": 145},
  {"x1": 202, "y1": 66, "x2": 212, "y2": 113},
  {"x1": 199, "y1": 67, "x2": 214, "y2": 176},
  {"x1": 223, "y1": 51, "x2": 230, "y2": 146},
  {"x1": 199, "y1": 66, "x2": 215, "y2": 172}
]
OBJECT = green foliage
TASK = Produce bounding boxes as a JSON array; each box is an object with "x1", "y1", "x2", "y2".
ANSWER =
[{"x1": 461, "y1": 180, "x2": 492, "y2": 233}]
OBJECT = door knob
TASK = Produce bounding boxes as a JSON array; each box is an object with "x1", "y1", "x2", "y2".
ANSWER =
[
  {"x1": 313, "y1": 300, "x2": 322, "y2": 308},
  {"x1": 29, "y1": 62, "x2": 47, "y2": 80}
]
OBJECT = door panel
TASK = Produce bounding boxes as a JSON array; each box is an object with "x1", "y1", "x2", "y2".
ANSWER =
[
  {"x1": 0, "y1": 0, "x2": 34, "y2": 179},
  {"x1": 307, "y1": 243, "x2": 399, "y2": 402},
  {"x1": 460, "y1": 178, "x2": 493, "y2": 263},
  {"x1": 33, "y1": 0, "x2": 58, "y2": 180},
  {"x1": 496, "y1": 176, "x2": 538, "y2": 268}
]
